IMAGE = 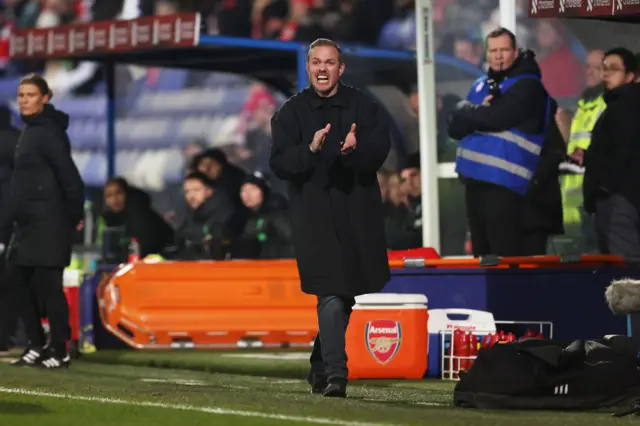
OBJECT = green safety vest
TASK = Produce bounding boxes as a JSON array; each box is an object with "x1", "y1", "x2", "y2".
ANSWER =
[{"x1": 561, "y1": 94, "x2": 606, "y2": 225}]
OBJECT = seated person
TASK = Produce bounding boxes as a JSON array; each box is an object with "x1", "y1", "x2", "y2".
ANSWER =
[
  {"x1": 171, "y1": 172, "x2": 241, "y2": 260},
  {"x1": 231, "y1": 172, "x2": 294, "y2": 259},
  {"x1": 99, "y1": 177, "x2": 175, "y2": 263},
  {"x1": 194, "y1": 148, "x2": 246, "y2": 208}
]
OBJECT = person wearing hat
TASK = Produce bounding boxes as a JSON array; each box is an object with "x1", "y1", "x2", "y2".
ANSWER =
[{"x1": 232, "y1": 172, "x2": 294, "y2": 259}]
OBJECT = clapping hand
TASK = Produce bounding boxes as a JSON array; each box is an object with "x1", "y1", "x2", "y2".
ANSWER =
[
  {"x1": 341, "y1": 123, "x2": 357, "y2": 155},
  {"x1": 310, "y1": 123, "x2": 331, "y2": 153}
]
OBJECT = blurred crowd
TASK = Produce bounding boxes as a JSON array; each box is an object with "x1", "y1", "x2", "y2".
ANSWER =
[
  {"x1": 0, "y1": 0, "x2": 586, "y2": 98},
  {"x1": 0, "y1": 0, "x2": 602, "y2": 258}
]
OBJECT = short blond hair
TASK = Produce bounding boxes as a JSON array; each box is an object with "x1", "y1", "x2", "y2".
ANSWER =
[{"x1": 308, "y1": 38, "x2": 343, "y2": 64}]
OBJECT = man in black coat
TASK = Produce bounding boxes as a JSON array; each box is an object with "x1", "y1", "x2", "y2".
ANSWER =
[
  {"x1": 584, "y1": 48, "x2": 640, "y2": 257},
  {"x1": 270, "y1": 38, "x2": 391, "y2": 397},
  {"x1": 0, "y1": 106, "x2": 20, "y2": 351},
  {"x1": 5, "y1": 75, "x2": 85, "y2": 368}
]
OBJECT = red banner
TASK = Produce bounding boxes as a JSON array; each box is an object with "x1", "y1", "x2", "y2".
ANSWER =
[
  {"x1": 9, "y1": 13, "x2": 200, "y2": 59},
  {"x1": 529, "y1": 0, "x2": 640, "y2": 18}
]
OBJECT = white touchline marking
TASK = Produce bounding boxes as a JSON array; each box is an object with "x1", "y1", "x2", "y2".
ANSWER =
[{"x1": 0, "y1": 387, "x2": 398, "y2": 426}]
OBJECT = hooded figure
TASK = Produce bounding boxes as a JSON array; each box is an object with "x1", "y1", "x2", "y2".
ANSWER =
[{"x1": 232, "y1": 172, "x2": 293, "y2": 259}]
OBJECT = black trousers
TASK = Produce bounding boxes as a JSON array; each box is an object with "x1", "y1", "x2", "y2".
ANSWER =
[
  {"x1": 8, "y1": 263, "x2": 69, "y2": 353},
  {"x1": 309, "y1": 295, "x2": 355, "y2": 381},
  {"x1": 595, "y1": 194, "x2": 640, "y2": 258},
  {"x1": 0, "y1": 254, "x2": 17, "y2": 347},
  {"x1": 465, "y1": 182, "x2": 525, "y2": 257}
]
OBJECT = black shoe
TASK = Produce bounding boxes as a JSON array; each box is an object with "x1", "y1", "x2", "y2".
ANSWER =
[
  {"x1": 322, "y1": 379, "x2": 347, "y2": 398},
  {"x1": 307, "y1": 371, "x2": 327, "y2": 395},
  {"x1": 39, "y1": 348, "x2": 70, "y2": 369},
  {"x1": 10, "y1": 347, "x2": 43, "y2": 367}
]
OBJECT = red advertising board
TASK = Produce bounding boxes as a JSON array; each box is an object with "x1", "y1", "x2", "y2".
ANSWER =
[
  {"x1": 529, "y1": 0, "x2": 640, "y2": 18},
  {"x1": 9, "y1": 13, "x2": 200, "y2": 59}
]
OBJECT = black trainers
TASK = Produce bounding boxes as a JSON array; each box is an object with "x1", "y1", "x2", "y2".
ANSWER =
[
  {"x1": 39, "y1": 348, "x2": 70, "y2": 369},
  {"x1": 322, "y1": 379, "x2": 347, "y2": 398},
  {"x1": 307, "y1": 371, "x2": 327, "y2": 395},
  {"x1": 10, "y1": 348, "x2": 43, "y2": 367}
]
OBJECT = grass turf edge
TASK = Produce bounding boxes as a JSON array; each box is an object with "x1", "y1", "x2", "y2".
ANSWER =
[{"x1": 81, "y1": 349, "x2": 311, "y2": 379}]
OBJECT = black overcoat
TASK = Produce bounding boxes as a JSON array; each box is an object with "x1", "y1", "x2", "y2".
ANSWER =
[
  {"x1": 269, "y1": 84, "x2": 391, "y2": 297},
  {"x1": 6, "y1": 104, "x2": 85, "y2": 267}
]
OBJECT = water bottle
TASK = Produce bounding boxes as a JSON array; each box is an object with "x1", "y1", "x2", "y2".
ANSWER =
[{"x1": 128, "y1": 238, "x2": 140, "y2": 264}]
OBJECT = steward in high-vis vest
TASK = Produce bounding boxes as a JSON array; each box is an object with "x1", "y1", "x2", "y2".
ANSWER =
[
  {"x1": 560, "y1": 90, "x2": 606, "y2": 225},
  {"x1": 448, "y1": 28, "x2": 549, "y2": 257}
]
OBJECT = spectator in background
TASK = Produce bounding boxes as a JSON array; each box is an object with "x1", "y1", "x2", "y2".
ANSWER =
[
  {"x1": 154, "y1": 0, "x2": 177, "y2": 15},
  {"x1": 195, "y1": 148, "x2": 247, "y2": 209},
  {"x1": 278, "y1": 0, "x2": 326, "y2": 42},
  {"x1": 436, "y1": 93, "x2": 462, "y2": 162},
  {"x1": 584, "y1": 48, "x2": 640, "y2": 257},
  {"x1": 522, "y1": 97, "x2": 565, "y2": 255},
  {"x1": 387, "y1": 152, "x2": 421, "y2": 250},
  {"x1": 172, "y1": 172, "x2": 237, "y2": 260},
  {"x1": 0, "y1": 4, "x2": 13, "y2": 77},
  {"x1": 252, "y1": 0, "x2": 288, "y2": 39},
  {"x1": 241, "y1": 99, "x2": 276, "y2": 173},
  {"x1": 216, "y1": 0, "x2": 252, "y2": 37},
  {"x1": 158, "y1": 139, "x2": 207, "y2": 228},
  {"x1": 453, "y1": 36, "x2": 484, "y2": 68},
  {"x1": 378, "y1": 0, "x2": 416, "y2": 50},
  {"x1": 560, "y1": 49, "x2": 604, "y2": 252},
  {"x1": 379, "y1": 169, "x2": 414, "y2": 250},
  {"x1": 535, "y1": 19, "x2": 584, "y2": 99},
  {"x1": 99, "y1": 177, "x2": 174, "y2": 261},
  {"x1": 332, "y1": 0, "x2": 393, "y2": 46},
  {"x1": 231, "y1": 172, "x2": 293, "y2": 259}
]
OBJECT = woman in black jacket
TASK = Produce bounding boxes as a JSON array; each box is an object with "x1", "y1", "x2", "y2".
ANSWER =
[{"x1": 6, "y1": 74, "x2": 84, "y2": 369}]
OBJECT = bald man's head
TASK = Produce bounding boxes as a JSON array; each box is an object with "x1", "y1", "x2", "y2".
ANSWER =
[{"x1": 585, "y1": 49, "x2": 604, "y2": 88}]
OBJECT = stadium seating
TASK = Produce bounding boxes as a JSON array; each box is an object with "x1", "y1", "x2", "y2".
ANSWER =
[{"x1": 0, "y1": 69, "x2": 256, "y2": 188}]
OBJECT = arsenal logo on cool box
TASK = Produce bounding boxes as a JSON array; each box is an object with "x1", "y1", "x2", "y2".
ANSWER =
[{"x1": 366, "y1": 320, "x2": 402, "y2": 365}]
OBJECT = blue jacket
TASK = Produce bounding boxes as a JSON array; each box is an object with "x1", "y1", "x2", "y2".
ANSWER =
[{"x1": 455, "y1": 74, "x2": 549, "y2": 195}]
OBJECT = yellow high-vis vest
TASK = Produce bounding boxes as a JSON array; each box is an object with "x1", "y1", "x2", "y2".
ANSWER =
[{"x1": 561, "y1": 94, "x2": 606, "y2": 224}]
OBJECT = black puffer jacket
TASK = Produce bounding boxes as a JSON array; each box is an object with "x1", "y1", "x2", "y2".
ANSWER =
[{"x1": 7, "y1": 104, "x2": 85, "y2": 267}]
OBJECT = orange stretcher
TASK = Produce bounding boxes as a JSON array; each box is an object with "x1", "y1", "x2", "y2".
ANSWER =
[
  {"x1": 97, "y1": 253, "x2": 627, "y2": 350},
  {"x1": 97, "y1": 259, "x2": 317, "y2": 349}
]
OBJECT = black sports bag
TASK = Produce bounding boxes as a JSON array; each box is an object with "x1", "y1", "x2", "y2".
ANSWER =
[{"x1": 453, "y1": 335, "x2": 640, "y2": 411}]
